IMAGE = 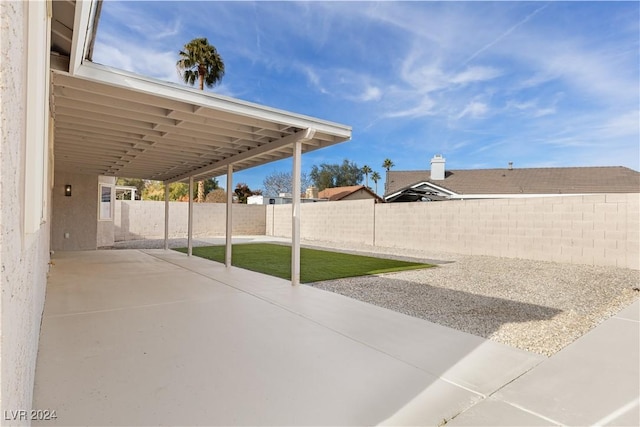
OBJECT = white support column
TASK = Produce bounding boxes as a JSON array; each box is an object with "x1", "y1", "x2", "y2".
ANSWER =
[
  {"x1": 225, "y1": 165, "x2": 233, "y2": 268},
  {"x1": 164, "y1": 181, "x2": 169, "y2": 251},
  {"x1": 291, "y1": 139, "x2": 302, "y2": 286},
  {"x1": 188, "y1": 176, "x2": 193, "y2": 257}
]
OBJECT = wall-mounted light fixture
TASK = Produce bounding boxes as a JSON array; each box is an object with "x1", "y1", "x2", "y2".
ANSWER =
[{"x1": 64, "y1": 185, "x2": 72, "y2": 197}]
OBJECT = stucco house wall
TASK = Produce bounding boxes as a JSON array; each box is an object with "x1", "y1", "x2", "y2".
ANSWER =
[
  {"x1": 1, "y1": 1, "x2": 52, "y2": 420},
  {"x1": 51, "y1": 172, "x2": 99, "y2": 251}
]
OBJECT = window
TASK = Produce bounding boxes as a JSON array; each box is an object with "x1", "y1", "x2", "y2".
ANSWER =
[{"x1": 99, "y1": 185, "x2": 113, "y2": 220}]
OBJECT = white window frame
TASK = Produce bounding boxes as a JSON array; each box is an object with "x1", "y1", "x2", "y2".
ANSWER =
[
  {"x1": 23, "y1": 0, "x2": 52, "y2": 235},
  {"x1": 98, "y1": 184, "x2": 114, "y2": 221}
]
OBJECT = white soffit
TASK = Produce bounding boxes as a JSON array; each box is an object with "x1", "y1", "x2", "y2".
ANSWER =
[{"x1": 51, "y1": 62, "x2": 351, "y2": 182}]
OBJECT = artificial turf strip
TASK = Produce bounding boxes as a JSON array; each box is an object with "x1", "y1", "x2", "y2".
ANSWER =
[{"x1": 174, "y1": 243, "x2": 435, "y2": 283}]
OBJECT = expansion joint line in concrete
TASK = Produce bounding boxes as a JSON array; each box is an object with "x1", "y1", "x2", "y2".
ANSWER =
[{"x1": 141, "y1": 249, "x2": 489, "y2": 393}]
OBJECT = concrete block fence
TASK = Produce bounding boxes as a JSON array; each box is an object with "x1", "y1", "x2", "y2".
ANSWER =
[
  {"x1": 115, "y1": 195, "x2": 638, "y2": 269},
  {"x1": 114, "y1": 201, "x2": 266, "y2": 241},
  {"x1": 266, "y1": 194, "x2": 639, "y2": 270}
]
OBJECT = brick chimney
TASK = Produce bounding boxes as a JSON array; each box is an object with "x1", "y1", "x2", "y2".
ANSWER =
[{"x1": 430, "y1": 154, "x2": 446, "y2": 180}]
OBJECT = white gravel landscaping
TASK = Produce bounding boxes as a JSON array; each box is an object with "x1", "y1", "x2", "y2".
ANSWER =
[{"x1": 303, "y1": 239, "x2": 640, "y2": 357}]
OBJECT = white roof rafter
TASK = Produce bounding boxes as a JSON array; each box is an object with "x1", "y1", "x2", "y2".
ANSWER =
[{"x1": 52, "y1": 62, "x2": 351, "y2": 182}]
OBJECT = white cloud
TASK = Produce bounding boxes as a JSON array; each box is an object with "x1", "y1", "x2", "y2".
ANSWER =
[
  {"x1": 457, "y1": 101, "x2": 489, "y2": 119},
  {"x1": 594, "y1": 110, "x2": 640, "y2": 139},
  {"x1": 93, "y1": 39, "x2": 177, "y2": 84},
  {"x1": 385, "y1": 96, "x2": 436, "y2": 118},
  {"x1": 449, "y1": 66, "x2": 502, "y2": 85},
  {"x1": 358, "y1": 86, "x2": 382, "y2": 102}
]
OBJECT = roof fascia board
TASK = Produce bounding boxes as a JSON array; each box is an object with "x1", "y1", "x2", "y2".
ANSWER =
[
  {"x1": 417, "y1": 181, "x2": 456, "y2": 195},
  {"x1": 73, "y1": 62, "x2": 352, "y2": 138},
  {"x1": 68, "y1": 0, "x2": 95, "y2": 75},
  {"x1": 449, "y1": 193, "x2": 588, "y2": 199},
  {"x1": 165, "y1": 128, "x2": 317, "y2": 184},
  {"x1": 384, "y1": 181, "x2": 457, "y2": 200}
]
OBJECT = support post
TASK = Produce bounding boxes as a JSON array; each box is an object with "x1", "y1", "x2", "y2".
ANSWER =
[
  {"x1": 291, "y1": 139, "x2": 302, "y2": 286},
  {"x1": 164, "y1": 181, "x2": 169, "y2": 250},
  {"x1": 225, "y1": 165, "x2": 233, "y2": 268},
  {"x1": 188, "y1": 176, "x2": 193, "y2": 256}
]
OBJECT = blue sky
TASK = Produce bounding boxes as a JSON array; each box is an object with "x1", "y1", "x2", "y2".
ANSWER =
[{"x1": 94, "y1": 1, "x2": 639, "y2": 194}]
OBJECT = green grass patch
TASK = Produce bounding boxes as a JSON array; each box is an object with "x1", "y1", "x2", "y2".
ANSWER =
[{"x1": 175, "y1": 243, "x2": 434, "y2": 283}]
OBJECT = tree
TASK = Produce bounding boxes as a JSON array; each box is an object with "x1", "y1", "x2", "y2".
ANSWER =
[
  {"x1": 361, "y1": 165, "x2": 372, "y2": 188},
  {"x1": 309, "y1": 159, "x2": 363, "y2": 191},
  {"x1": 141, "y1": 181, "x2": 189, "y2": 201},
  {"x1": 263, "y1": 170, "x2": 312, "y2": 197},
  {"x1": 116, "y1": 177, "x2": 145, "y2": 200},
  {"x1": 234, "y1": 183, "x2": 262, "y2": 204},
  {"x1": 201, "y1": 177, "x2": 220, "y2": 198},
  {"x1": 382, "y1": 158, "x2": 394, "y2": 194},
  {"x1": 205, "y1": 188, "x2": 227, "y2": 203},
  {"x1": 370, "y1": 171, "x2": 381, "y2": 195},
  {"x1": 176, "y1": 37, "x2": 225, "y2": 90},
  {"x1": 177, "y1": 37, "x2": 225, "y2": 201}
]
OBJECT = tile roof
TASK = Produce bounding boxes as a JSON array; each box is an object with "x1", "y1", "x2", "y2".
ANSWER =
[
  {"x1": 318, "y1": 185, "x2": 381, "y2": 201},
  {"x1": 386, "y1": 166, "x2": 640, "y2": 196}
]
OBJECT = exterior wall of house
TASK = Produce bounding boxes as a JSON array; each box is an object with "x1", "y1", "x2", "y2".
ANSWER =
[
  {"x1": 51, "y1": 172, "x2": 99, "y2": 251},
  {"x1": 342, "y1": 189, "x2": 377, "y2": 201},
  {"x1": 114, "y1": 201, "x2": 266, "y2": 241},
  {"x1": 1, "y1": 1, "x2": 52, "y2": 420},
  {"x1": 266, "y1": 195, "x2": 639, "y2": 270}
]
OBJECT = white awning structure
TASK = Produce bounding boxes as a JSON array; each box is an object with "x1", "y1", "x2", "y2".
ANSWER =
[
  {"x1": 52, "y1": 63, "x2": 351, "y2": 183},
  {"x1": 50, "y1": 1, "x2": 351, "y2": 286}
]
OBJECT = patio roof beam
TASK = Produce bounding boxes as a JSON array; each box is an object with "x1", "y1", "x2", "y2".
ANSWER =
[
  {"x1": 166, "y1": 128, "x2": 317, "y2": 183},
  {"x1": 52, "y1": 64, "x2": 351, "y2": 182}
]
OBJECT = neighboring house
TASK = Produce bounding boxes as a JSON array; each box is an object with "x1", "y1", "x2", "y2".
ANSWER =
[
  {"x1": 318, "y1": 185, "x2": 383, "y2": 202},
  {"x1": 385, "y1": 155, "x2": 640, "y2": 202},
  {"x1": 248, "y1": 188, "x2": 326, "y2": 205}
]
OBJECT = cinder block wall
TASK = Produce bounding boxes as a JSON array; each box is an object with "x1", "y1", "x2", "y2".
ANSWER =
[
  {"x1": 114, "y1": 201, "x2": 266, "y2": 241},
  {"x1": 267, "y1": 194, "x2": 639, "y2": 270},
  {"x1": 266, "y1": 204, "x2": 292, "y2": 237},
  {"x1": 266, "y1": 200, "x2": 376, "y2": 244}
]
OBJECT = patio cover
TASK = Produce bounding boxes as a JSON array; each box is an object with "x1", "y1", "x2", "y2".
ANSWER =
[
  {"x1": 52, "y1": 63, "x2": 351, "y2": 182},
  {"x1": 50, "y1": 0, "x2": 351, "y2": 285},
  {"x1": 51, "y1": 58, "x2": 350, "y2": 287}
]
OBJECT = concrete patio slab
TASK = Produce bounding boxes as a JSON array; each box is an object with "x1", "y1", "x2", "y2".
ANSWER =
[
  {"x1": 144, "y1": 249, "x2": 545, "y2": 396},
  {"x1": 34, "y1": 249, "x2": 543, "y2": 426},
  {"x1": 446, "y1": 398, "x2": 557, "y2": 426},
  {"x1": 490, "y1": 299, "x2": 640, "y2": 426}
]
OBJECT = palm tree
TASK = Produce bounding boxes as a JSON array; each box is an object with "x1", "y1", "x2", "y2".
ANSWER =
[
  {"x1": 361, "y1": 165, "x2": 372, "y2": 188},
  {"x1": 371, "y1": 171, "x2": 381, "y2": 195},
  {"x1": 177, "y1": 37, "x2": 225, "y2": 201},
  {"x1": 382, "y1": 159, "x2": 394, "y2": 194},
  {"x1": 177, "y1": 37, "x2": 225, "y2": 90}
]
